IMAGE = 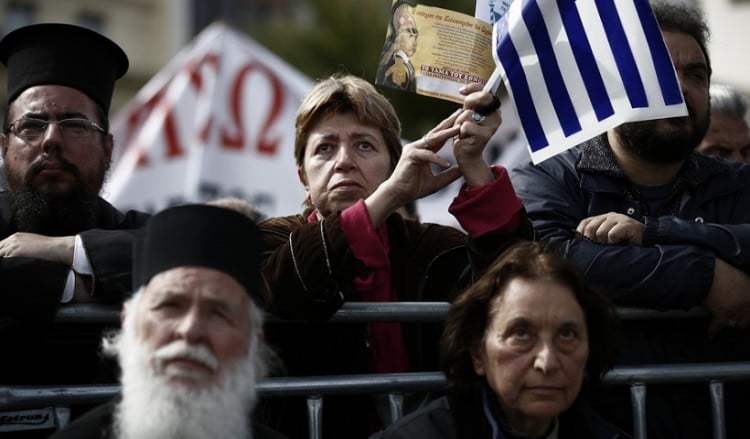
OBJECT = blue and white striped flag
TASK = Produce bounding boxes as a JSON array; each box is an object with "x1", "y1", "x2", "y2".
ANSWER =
[{"x1": 488, "y1": 0, "x2": 688, "y2": 164}]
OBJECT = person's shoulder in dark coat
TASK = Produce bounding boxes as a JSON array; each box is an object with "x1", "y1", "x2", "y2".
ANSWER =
[{"x1": 47, "y1": 398, "x2": 290, "y2": 439}]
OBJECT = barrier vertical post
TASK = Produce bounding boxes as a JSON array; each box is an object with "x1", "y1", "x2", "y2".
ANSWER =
[
  {"x1": 307, "y1": 395, "x2": 323, "y2": 439},
  {"x1": 631, "y1": 383, "x2": 647, "y2": 439},
  {"x1": 709, "y1": 380, "x2": 726, "y2": 439},
  {"x1": 387, "y1": 392, "x2": 404, "y2": 425}
]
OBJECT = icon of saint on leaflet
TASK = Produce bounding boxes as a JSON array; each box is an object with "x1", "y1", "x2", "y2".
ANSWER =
[{"x1": 376, "y1": 1, "x2": 419, "y2": 92}]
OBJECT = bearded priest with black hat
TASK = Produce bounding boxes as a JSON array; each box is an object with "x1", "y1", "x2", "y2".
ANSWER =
[
  {"x1": 50, "y1": 204, "x2": 288, "y2": 439},
  {"x1": 0, "y1": 23, "x2": 150, "y2": 403}
]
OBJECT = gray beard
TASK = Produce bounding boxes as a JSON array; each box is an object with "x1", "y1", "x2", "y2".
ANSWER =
[{"x1": 111, "y1": 316, "x2": 258, "y2": 439}]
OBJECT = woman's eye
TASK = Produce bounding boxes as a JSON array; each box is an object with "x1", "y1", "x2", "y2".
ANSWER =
[
  {"x1": 558, "y1": 325, "x2": 583, "y2": 348},
  {"x1": 511, "y1": 326, "x2": 529, "y2": 339},
  {"x1": 358, "y1": 142, "x2": 374, "y2": 151},
  {"x1": 559, "y1": 328, "x2": 576, "y2": 340},
  {"x1": 316, "y1": 144, "x2": 332, "y2": 154}
]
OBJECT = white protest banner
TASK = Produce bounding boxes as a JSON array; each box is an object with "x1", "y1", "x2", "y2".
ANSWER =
[{"x1": 105, "y1": 22, "x2": 312, "y2": 217}]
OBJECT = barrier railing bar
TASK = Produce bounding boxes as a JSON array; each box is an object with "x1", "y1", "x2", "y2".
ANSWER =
[
  {"x1": 709, "y1": 380, "x2": 726, "y2": 439},
  {"x1": 630, "y1": 384, "x2": 647, "y2": 439},
  {"x1": 54, "y1": 304, "x2": 120, "y2": 324},
  {"x1": 3, "y1": 363, "x2": 750, "y2": 411},
  {"x1": 258, "y1": 372, "x2": 446, "y2": 396},
  {"x1": 0, "y1": 384, "x2": 120, "y2": 410},
  {"x1": 602, "y1": 362, "x2": 750, "y2": 386},
  {"x1": 54, "y1": 303, "x2": 709, "y2": 325},
  {"x1": 615, "y1": 306, "x2": 707, "y2": 320}
]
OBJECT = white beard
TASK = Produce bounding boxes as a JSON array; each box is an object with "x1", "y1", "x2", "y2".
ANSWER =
[{"x1": 111, "y1": 314, "x2": 259, "y2": 439}]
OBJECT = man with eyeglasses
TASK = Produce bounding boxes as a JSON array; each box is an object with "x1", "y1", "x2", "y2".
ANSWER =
[{"x1": 0, "y1": 22, "x2": 149, "y2": 423}]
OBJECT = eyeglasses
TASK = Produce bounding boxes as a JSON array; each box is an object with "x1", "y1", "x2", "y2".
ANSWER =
[{"x1": 5, "y1": 117, "x2": 106, "y2": 142}]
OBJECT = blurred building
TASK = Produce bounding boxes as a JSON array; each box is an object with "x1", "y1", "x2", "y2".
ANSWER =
[
  {"x1": 0, "y1": 0, "x2": 299, "y2": 116},
  {"x1": 0, "y1": 0, "x2": 195, "y2": 115}
]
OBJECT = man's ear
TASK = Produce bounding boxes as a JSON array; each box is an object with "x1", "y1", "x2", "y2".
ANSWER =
[
  {"x1": 120, "y1": 300, "x2": 130, "y2": 326},
  {"x1": 104, "y1": 133, "x2": 114, "y2": 166}
]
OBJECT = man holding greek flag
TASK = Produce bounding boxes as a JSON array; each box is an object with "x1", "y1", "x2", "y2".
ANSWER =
[
  {"x1": 482, "y1": 0, "x2": 687, "y2": 163},
  {"x1": 510, "y1": 1, "x2": 750, "y2": 438}
]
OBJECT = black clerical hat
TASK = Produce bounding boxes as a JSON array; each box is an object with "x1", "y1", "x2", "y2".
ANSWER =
[
  {"x1": 0, "y1": 23, "x2": 128, "y2": 113},
  {"x1": 133, "y1": 204, "x2": 262, "y2": 302}
]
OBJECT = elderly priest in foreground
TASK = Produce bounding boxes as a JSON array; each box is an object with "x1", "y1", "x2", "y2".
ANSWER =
[{"x1": 50, "y1": 204, "x2": 288, "y2": 439}]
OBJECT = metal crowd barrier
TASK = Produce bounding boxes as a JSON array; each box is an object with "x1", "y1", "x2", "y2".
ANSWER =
[
  {"x1": 2, "y1": 303, "x2": 747, "y2": 439},
  {"x1": 52, "y1": 301, "x2": 710, "y2": 324},
  {"x1": 3, "y1": 364, "x2": 750, "y2": 439}
]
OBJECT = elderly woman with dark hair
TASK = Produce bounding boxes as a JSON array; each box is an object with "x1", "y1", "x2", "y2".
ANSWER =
[
  {"x1": 258, "y1": 73, "x2": 534, "y2": 437},
  {"x1": 373, "y1": 242, "x2": 626, "y2": 439}
]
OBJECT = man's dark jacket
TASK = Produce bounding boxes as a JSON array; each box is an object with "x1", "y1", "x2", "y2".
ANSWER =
[
  {"x1": 0, "y1": 192, "x2": 149, "y2": 385},
  {"x1": 47, "y1": 398, "x2": 289, "y2": 439}
]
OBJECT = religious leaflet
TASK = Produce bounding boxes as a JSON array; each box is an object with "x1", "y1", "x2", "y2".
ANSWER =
[{"x1": 375, "y1": 1, "x2": 494, "y2": 104}]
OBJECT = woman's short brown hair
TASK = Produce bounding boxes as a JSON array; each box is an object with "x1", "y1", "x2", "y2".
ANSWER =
[
  {"x1": 440, "y1": 242, "x2": 620, "y2": 395},
  {"x1": 294, "y1": 74, "x2": 402, "y2": 172}
]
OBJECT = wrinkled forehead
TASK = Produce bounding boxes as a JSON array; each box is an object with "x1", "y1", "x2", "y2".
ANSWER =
[
  {"x1": 143, "y1": 266, "x2": 251, "y2": 310},
  {"x1": 663, "y1": 30, "x2": 706, "y2": 63},
  {"x1": 660, "y1": 28, "x2": 710, "y2": 76},
  {"x1": 491, "y1": 277, "x2": 585, "y2": 317}
]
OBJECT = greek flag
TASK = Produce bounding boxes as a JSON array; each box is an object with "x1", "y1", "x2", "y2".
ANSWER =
[{"x1": 490, "y1": 0, "x2": 688, "y2": 164}]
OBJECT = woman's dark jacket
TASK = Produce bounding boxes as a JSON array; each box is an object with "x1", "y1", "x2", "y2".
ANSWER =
[
  {"x1": 371, "y1": 393, "x2": 628, "y2": 439},
  {"x1": 258, "y1": 210, "x2": 534, "y2": 438}
]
